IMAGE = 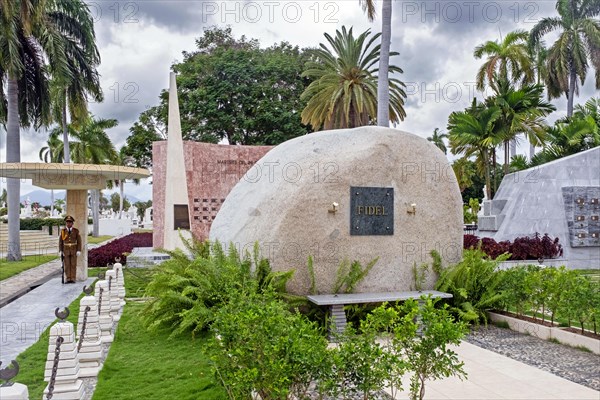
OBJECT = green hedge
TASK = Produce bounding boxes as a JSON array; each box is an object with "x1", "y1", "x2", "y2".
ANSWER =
[{"x1": 1, "y1": 217, "x2": 93, "y2": 230}]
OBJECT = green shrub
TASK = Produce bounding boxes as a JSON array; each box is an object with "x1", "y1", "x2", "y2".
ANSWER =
[
  {"x1": 393, "y1": 298, "x2": 468, "y2": 400},
  {"x1": 1, "y1": 217, "x2": 93, "y2": 230},
  {"x1": 323, "y1": 306, "x2": 403, "y2": 399},
  {"x1": 435, "y1": 249, "x2": 508, "y2": 323},
  {"x1": 143, "y1": 239, "x2": 294, "y2": 336},
  {"x1": 328, "y1": 298, "x2": 467, "y2": 400},
  {"x1": 332, "y1": 257, "x2": 379, "y2": 294},
  {"x1": 209, "y1": 291, "x2": 329, "y2": 400}
]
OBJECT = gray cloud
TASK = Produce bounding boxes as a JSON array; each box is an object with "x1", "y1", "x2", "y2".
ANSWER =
[
  {"x1": 86, "y1": 1, "x2": 210, "y2": 33},
  {"x1": 393, "y1": 0, "x2": 558, "y2": 35}
]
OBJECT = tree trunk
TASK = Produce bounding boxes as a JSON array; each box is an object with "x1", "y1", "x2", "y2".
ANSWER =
[
  {"x1": 92, "y1": 189, "x2": 100, "y2": 237},
  {"x1": 503, "y1": 140, "x2": 509, "y2": 174},
  {"x1": 6, "y1": 78, "x2": 22, "y2": 261},
  {"x1": 567, "y1": 65, "x2": 575, "y2": 117},
  {"x1": 484, "y1": 150, "x2": 492, "y2": 200},
  {"x1": 529, "y1": 142, "x2": 535, "y2": 160},
  {"x1": 377, "y1": 0, "x2": 392, "y2": 126},
  {"x1": 492, "y1": 151, "x2": 497, "y2": 197},
  {"x1": 510, "y1": 139, "x2": 517, "y2": 160},
  {"x1": 62, "y1": 91, "x2": 71, "y2": 163},
  {"x1": 119, "y1": 182, "x2": 124, "y2": 219},
  {"x1": 418, "y1": 373, "x2": 426, "y2": 400}
]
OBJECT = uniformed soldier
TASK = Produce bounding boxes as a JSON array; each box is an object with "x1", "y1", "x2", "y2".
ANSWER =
[{"x1": 59, "y1": 215, "x2": 82, "y2": 283}]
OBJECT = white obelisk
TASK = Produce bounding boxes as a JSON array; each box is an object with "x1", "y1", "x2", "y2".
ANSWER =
[{"x1": 163, "y1": 72, "x2": 192, "y2": 250}]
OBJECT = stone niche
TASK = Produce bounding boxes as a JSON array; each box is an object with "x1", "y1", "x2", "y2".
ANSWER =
[{"x1": 210, "y1": 126, "x2": 463, "y2": 295}]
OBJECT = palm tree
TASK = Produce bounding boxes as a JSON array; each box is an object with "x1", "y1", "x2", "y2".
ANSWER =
[
  {"x1": 485, "y1": 80, "x2": 555, "y2": 173},
  {"x1": 448, "y1": 102, "x2": 503, "y2": 200},
  {"x1": 527, "y1": 39, "x2": 554, "y2": 159},
  {"x1": 63, "y1": 114, "x2": 119, "y2": 236},
  {"x1": 39, "y1": 131, "x2": 64, "y2": 215},
  {"x1": 530, "y1": 0, "x2": 600, "y2": 117},
  {"x1": 0, "y1": 0, "x2": 51, "y2": 261},
  {"x1": 110, "y1": 149, "x2": 140, "y2": 219},
  {"x1": 48, "y1": 0, "x2": 102, "y2": 163},
  {"x1": 427, "y1": 128, "x2": 448, "y2": 154},
  {"x1": 360, "y1": 0, "x2": 393, "y2": 126},
  {"x1": 451, "y1": 157, "x2": 476, "y2": 193},
  {"x1": 474, "y1": 30, "x2": 535, "y2": 91},
  {"x1": 532, "y1": 97, "x2": 600, "y2": 165},
  {"x1": 301, "y1": 26, "x2": 406, "y2": 130}
]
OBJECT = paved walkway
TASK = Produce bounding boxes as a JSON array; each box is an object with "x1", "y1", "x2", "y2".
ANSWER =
[
  {"x1": 0, "y1": 257, "x2": 63, "y2": 307},
  {"x1": 0, "y1": 276, "x2": 95, "y2": 365},
  {"x1": 384, "y1": 341, "x2": 600, "y2": 399}
]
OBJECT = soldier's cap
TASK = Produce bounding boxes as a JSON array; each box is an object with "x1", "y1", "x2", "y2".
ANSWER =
[{"x1": 64, "y1": 215, "x2": 75, "y2": 222}]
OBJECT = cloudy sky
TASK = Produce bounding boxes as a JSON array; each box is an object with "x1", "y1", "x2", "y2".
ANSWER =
[{"x1": 1, "y1": 0, "x2": 597, "y2": 202}]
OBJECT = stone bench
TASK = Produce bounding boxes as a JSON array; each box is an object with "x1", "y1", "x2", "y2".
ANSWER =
[{"x1": 307, "y1": 290, "x2": 453, "y2": 338}]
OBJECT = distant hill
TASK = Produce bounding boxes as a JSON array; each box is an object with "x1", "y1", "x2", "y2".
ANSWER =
[
  {"x1": 20, "y1": 190, "x2": 143, "y2": 206},
  {"x1": 20, "y1": 190, "x2": 65, "y2": 206}
]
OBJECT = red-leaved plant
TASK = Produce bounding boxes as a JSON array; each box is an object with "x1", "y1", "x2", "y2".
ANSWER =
[
  {"x1": 464, "y1": 233, "x2": 563, "y2": 261},
  {"x1": 88, "y1": 232, "x2": 152, "y2": 267}
]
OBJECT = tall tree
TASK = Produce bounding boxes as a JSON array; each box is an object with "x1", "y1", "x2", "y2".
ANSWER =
[
  {"x1": 158, "y1": 27, "x2": 311, "y2": 145},
  {"x1": 120, "y1": 107, "x2": 165, "y2": 171},
  {"x1": 111, "y1": 149, "x2": 140, "y2": 219},
  {"x1": 448, "y1": 102, "x2": 503, "y2": 200},
  {"x1": 527, "y1": 39, "x2": 553, "y2": 159},
  {"x1": 532, "y1": 96, "x2": 600, "y2": 165},
  {"x1": 530, "y1": 0, "x2": 600, "y2": 117},
  {"x1": 48, "y1": 0, "x2": 102, "y2": 163},
  {"x1": 301, "y1": 26, "x2": 406, "y2": 130},
  {"x1": 485, "y1": 80, "x2": 555, "y2": 173},
  {"x1": 360, "y1": 0, "x2": 393, "y2": 126},
  {"x1": 427, "y1": 128, "x2": 448, "y2": 154},
  {"x1": 39, "y1": 131, "x2": 64, "y2": 215},
  {"x1": 474, "y1": 30, "x2": 535, "y2": 91},
  {"x1": 0, "y1": 0, "x2": 51, "y2": 261},
  {"x1": 60, "y1": 114, "x2": 118, "y2": 236}
]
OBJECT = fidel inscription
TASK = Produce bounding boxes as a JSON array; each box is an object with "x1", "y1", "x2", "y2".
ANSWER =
[{"x1": 350, "y1": 187, "x2": 394, "y2": 235}]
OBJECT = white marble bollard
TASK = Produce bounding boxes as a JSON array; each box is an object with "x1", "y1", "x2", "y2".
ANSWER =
[
  {"x1": 0, "y1": 383, "x2": 29, "y2": 399},
  {"x1": 43, "y1": 322, "x2": 85, "y2": 399},
  {"x1": 113, "y1": 263, "x2": 126, "y2": 306},
  {"x1": 94, "y1": 281, "x2": 114, "y2": 343},
  {"x1": 105, "y1": 271, "x2": 122, "y2": 322},
  {"x1": 76, "y1": 295, "x2": 103, "y2": 377}
]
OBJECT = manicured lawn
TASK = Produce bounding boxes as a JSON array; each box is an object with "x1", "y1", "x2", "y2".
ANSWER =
[
  {"x1": 87, "y1": 235, "x2": 113, "y2": 244},
  {"x1": 0, "y1": 255, "x2": 57, "y2": 281},
  {"x1": 92, "y1": 303, "x2": 226, "y2": 400}
]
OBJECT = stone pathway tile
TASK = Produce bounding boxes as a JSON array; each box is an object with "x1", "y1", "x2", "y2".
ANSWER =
[{"x1": 0, "y1": 276, "x2": 95, "y2": 364}]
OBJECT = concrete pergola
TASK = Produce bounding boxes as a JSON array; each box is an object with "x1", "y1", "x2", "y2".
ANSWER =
[{"x1": 0, "y1": 162, "x2": 151, "y2": 281}]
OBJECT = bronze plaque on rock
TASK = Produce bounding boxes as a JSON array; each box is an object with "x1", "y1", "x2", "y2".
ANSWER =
[{"x1": 350, "y1": 187, "x2": 394, "y2": 235}]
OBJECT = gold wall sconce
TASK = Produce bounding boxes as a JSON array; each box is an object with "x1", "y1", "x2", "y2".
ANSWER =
[
  {"x1": 328, "y1": 202, "x2": 339, "y2": 214},
  {"x1": 406, "y1": 203, "x2": 417, "y2": 215}
]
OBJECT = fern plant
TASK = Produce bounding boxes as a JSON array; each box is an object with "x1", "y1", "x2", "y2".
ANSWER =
[
  {"x1": 435, "y1": 249, "x2": 508, "y2": 324},
  {"x1": 143, "y1": 238, "x2": 295, "y2": 336},
  {"x1": 333, "y1": 258, "x2": 379, "y2": 294}
]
